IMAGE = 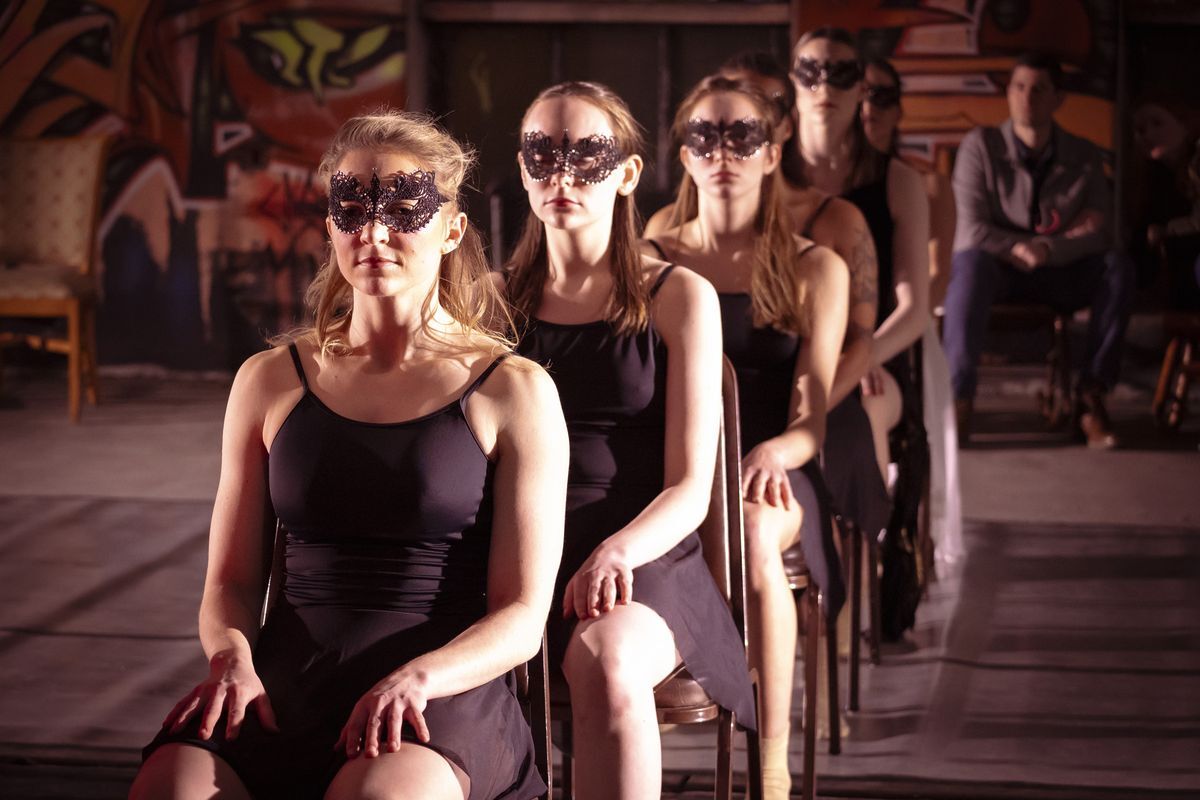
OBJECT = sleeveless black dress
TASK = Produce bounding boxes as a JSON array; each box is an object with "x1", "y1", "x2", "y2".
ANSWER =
[
  {"x1": 801, "y1": 196, "x2": 891, "y2": 537},
  {"x1": 143, "y1": 345, "x2": 546, "y2": 800},
  {"x1": 717, "y1": 290, "x2": 846, "y2": 620},
  {"x1": 516, "y1": 266, "x2": 755, "y2": 728}
]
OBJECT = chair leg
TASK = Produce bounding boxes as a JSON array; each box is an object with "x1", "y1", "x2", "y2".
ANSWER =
[
  {"x1": 1153, "y1": 336, "x2": 1181, "y2": 423},
  {"x1": 866, "y1": 531, "x2": 882, "y2": 666},
  {"x1": 848, "y1": 522, "x2": 862, "y2": 712},
  {"x1": 801, "y1": 586, "x2": 819, "y2": 800},
  {"x1": 67, "y1": 301, "x2": 82, "y2": 422},
  {"x1": 1169, "y1": 341, "x2": 1195, "y2": 429},
  {"x1": 824, "y1": 602, "x2": 841, "y2": 756},
  {"x1": 716, "y1": 708, "x2": 734, "y2": 800},
  {"x1": 84, "y1": 305, "x2": 99, "y2": 406},
  {"x1": 529, "y1": 645, "x2": 552, "y2": 800}
]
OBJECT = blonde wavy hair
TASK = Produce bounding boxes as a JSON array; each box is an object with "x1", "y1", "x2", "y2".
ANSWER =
[
  {"x1": 669, "y1": 75, "x2": 813, "y2": 335},
  {"x1": 287, "y1": 109, "x2": 513, "y2": 356}
]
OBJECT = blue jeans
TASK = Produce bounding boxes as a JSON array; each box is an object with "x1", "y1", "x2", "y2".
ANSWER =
[{"x1": 942, "y1": 248, "x2": 1135, "y2": 399}]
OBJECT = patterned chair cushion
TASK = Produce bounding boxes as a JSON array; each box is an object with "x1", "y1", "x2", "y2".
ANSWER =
[
  {"x1": 0, "y1": 138, "x2": 106, "y2": 275},
  {"x1": 0, "y1": 263, "x2": 94, "y2": 300}
]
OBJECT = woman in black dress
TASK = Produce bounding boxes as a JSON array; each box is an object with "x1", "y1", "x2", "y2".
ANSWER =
[
  {"x1": 130, "y1": 110, "x2": 568, "y2": 800},
  {"x1": 787, "y1": 28, "x2": 930, "y2": 480},
  {"x1": 505, "y1": 81, "x2": 754, "y2": 800},
  {"x1": 647, "y1": 75, "x2": 849, "y2": 800}
]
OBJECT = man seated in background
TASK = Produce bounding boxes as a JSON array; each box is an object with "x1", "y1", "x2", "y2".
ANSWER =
[{"x1": 943, "y1": 52, "x2": 1135, "y2": 449}]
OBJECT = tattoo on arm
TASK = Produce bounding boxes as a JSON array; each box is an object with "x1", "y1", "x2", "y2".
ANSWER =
[{"x1": 848, "y1": 227, "x2": 879, "y2": 308}]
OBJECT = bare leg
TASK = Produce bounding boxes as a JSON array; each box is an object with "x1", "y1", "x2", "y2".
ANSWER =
[
  {"x1": 743, "y1": 499, "x2": 803, "y2": 800},
  {"x1": 562, "y1": 601, "x2": 678, "y2": 800},
  {"x1": 325, "y1": 743, "x2": 467, "y2": 800},
  {"x1": 129, "y1": 743, "x2": 251, "y2": 800},
  {"x1": 861, "y1": 369, "x2": 902, "y2": 482}
]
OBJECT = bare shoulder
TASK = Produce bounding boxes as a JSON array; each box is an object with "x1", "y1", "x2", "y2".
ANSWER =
[
  {"x1": 643, "y1": 202, "x2": 677, "y2": 238},
  {"x1": 796, "y1": 237, "x2": 847, "y2": 282},
  {"x1": 233, "y1": 344, "x2": 302, "y2": 397},
  {"x1": 470, "y1": 351, "x2": 556, "y2": 407},
  {"x1": 814, "y1": 195, "x2": 869, "y2": 235},
  {"x1": 653, "y1": 262, "x2": 717, "y2": 309}
]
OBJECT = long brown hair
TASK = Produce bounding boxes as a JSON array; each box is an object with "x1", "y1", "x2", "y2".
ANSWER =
[
  {"x1": 293, "y1": 109, "x2": 512, "y2": 356},
  {"x1": 784, "y1": 26, "x2": 887, "y2": 190},
  {"x1": 504, "y1": 81, "x2": 649, "y2": 335},
  {"x1": 670, "y1": 75, "x2": 813, "y2": 335}
]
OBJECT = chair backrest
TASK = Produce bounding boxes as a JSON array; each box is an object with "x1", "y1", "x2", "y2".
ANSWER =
[
  {"x1": 695, "y1": 357, "x2": 749, "y2": 649},
  {"x1": 0, "y1": 137, "x2": 107, "y2": 273},
  {"x1": 260, "y1": 519, "x2": 287, "y2": 628}
]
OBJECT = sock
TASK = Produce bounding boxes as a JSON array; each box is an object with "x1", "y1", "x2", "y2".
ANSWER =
[{"x1": 760, "y1": 734, "x2": 792, "y2": 800}]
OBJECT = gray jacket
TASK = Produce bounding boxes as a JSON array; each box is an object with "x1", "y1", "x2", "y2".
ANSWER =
[{"x1": 952, "y1": 119, "x2": 1111, "y2": 265}]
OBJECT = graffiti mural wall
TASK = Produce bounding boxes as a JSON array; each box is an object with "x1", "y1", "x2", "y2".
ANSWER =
[
  {"x1": 794, "y1": 0, "x2": 1118, "y2": 173},
  {"x1": 1, "y1": 0, "x2": 407, "y2": 369}
]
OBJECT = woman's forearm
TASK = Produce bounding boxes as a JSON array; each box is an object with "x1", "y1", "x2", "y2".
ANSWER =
[
  {"x1": 603, "y1": 475, "x2": 715, "y2": 568},
  {"x1": 385, "y1": 599, "x2": 547, "y2": 701},
  {"x1": 872, "y1": 295, "x2": 927, "y2": 366},
  {"x1": 198, "y1": 583, "x2": 263, "y2": 662},
  {"x1": 829, "y1": 326, "x2": 873, "y2": 406}
]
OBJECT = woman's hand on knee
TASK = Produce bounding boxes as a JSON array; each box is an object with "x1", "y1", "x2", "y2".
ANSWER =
[
  {"x1": 741, "y1": 442, "x2": 794, "y2": 510},
  {"x1": 563, "y1": 543, "x2": 634, "y2": 620},
  {"x1": 164, "y1": 648, "x2": 278, "y2": 741},
  {"x1": 336, "y1": 668, "x2": 431, "y2": 759},
  {"x1": 860, "y1": 366, "x2": 887, "y2": 397}
]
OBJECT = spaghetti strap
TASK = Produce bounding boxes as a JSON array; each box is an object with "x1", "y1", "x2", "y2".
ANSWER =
[
  {"x1": 460, "y1": 352, "x2": 511, "y2": 405},
  {"x1": 649, "y1": 263, "x2": 677, "y2": 298},
  {"x1": 801, "y1": 195, "x2": 835, "y2": 238},
  {"x1": 798, "y1": 242, "x2": 818, "y2": 260},
  {"x1": 645, "y1": 238, "x2": 669, "y2": 261},
  {"x1": 287, "y1": 343, "x2": 309, "y2": 391}
]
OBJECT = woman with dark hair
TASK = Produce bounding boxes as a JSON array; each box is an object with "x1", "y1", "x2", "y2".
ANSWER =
[
  {"x1": 504, "y1": 81, "x2": 755, "y2": 800},
  {"x1": 1133, "y1": 100, "x2": 1200, "y2": 310},
  {"x1": 787, "y1": 27, "x2": 930, "y2": 488},
  {"x1": 646, "y1": 50, "x2": 888, "y2": 551},
  {"x1": 130, "y1": 110, "x2": 567, "y2": 800},
  {"x1": 860, "y1": 56, "x2": 964, "y2": 567},
  {"x1": 647, "y1": 74, "x2": 849, "y2": 800}
]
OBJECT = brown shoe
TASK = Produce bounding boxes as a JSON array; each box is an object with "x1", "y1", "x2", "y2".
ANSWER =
[
  {"x1": 1075, "y1": 389, "x2": 1117, "y2": 450},
  {"x1": 955, "y1": 398, "x2": 973, "y2": 445}
]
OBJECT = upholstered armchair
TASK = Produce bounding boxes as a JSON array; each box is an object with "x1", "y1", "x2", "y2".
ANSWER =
[{"x1": 0, "y1": 137, "x2": 107, "y2": 421}]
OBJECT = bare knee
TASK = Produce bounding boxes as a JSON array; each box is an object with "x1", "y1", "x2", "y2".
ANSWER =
[
  {"x1": 324, "y1": 747, "x2": 465, "y2": 800},
  {"x1": 130, "y1": 744, "x2": 249, "y2": 800},
  {"x1": 743, "y1": 506, "x2": 795, "y2": 591},
  {"x1": 563, "y1": 632, "x2": 644, "y2": 719}
]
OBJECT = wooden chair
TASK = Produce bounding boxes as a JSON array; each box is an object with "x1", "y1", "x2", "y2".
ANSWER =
[
  {"x1": 261, "y1": 520, "x2": 553, "y2": 798},
  {"x1": 839, "y1": 516, "x2": 881, "y2": 715},
  {"x1": 557, "y1": 357, "x2": 763, "y2": 800},
  {"x1": 0, "y1": 137, "x2": 107, "y2": 422},
  {"x1": 780, "y1": 542, "x2": 840, "y2": 800},
  {"x1": 988, "y1": 304, "x2": 1072, "y2": 427},
  {"x1": 1152, "y1": 311, "x2": 1200, "y2": 431}
]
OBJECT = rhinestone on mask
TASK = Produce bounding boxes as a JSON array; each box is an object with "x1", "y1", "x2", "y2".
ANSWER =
[
  {"x1": 328, "y1": 169, "x2": 447, "y2": 235},
  {"x1": 520, "y1": 131, "x2": 625, "y2": 185}
]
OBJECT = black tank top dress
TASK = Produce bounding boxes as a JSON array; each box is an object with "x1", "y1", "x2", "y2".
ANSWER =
[
  {"x1": 516, "y1": 267, "x2": 756, "y2": 728},
  {"x1": 717, "y1": 290, "x2": 847, "y2": 621},
  {"x1": 802, "y1": 196, "x2": 891, "y2": 537},
  {"x1": 143, "y1": 345, "x2": 546, "y2": 800}
]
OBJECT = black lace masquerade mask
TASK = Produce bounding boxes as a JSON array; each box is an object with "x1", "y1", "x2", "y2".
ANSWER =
[
  {"x1": 791, "y1": 57, "x2": 864, "y2": 92},
  {"x1": 864, "y1": 82, "x2": 902, "y2": 110},
  {"x1": 328, "y1": 169, "x2": 446, "y2": 235},
  {"x1": 684, "y1": 118, "x2": 769, "y2": 160},
  {"x1": 520, "y1": 131, "x2": 625, "y2": 184}
]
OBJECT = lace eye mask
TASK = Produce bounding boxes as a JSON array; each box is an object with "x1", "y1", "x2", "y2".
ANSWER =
[
  {"x1": 520, "y1": 131, "x2": 625, "y2": 184},
  {"x1": 684, "y1": 118, "x2": 769, "y2": 160},
  {"x1": 791, "y1": 57, "x2": 864, "y2": 91},
  {"x1": 865, "y1": 83, "x2": 902, "y2": 110},
  {"x1": 328, "y1": 169, "x2": 446, "y2": 235}
]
